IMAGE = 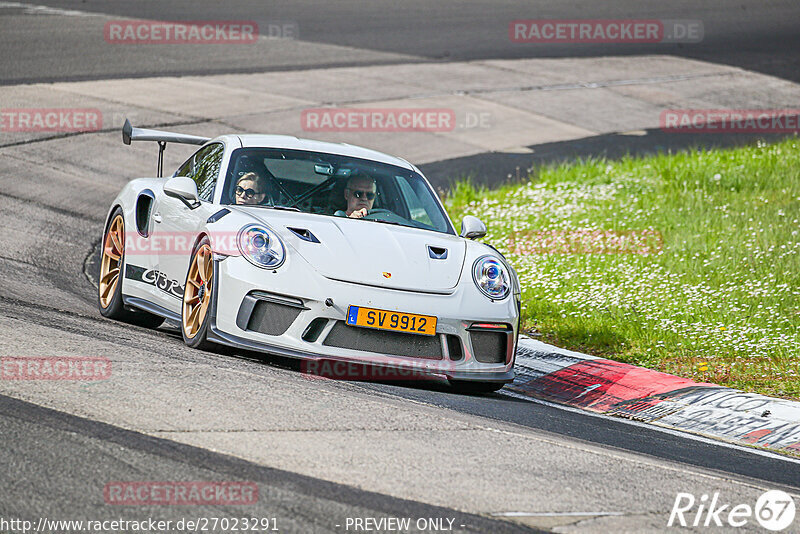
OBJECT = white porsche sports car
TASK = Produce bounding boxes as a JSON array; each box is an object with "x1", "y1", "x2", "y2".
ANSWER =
[{"x1": 98, "y1": 120, "x2": 520, "y2": 391}]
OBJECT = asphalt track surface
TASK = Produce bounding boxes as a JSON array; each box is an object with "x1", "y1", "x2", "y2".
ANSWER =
[
  {"x1": 2, "y1": 1, "x2": 800, "y2": 532},
  {"x1": 1, "y1": 0, "x2": 799, "y2": 84},
  {"x1": 0, "y1": 394, "x2": 535, "y2": 533}
]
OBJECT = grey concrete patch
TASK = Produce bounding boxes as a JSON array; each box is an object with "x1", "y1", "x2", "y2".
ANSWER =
[
  {"x1": 51, "y1": 77, "x2": 313, "y2": 120},
  {"x1": 5, "y1": 54, "x2": 800, "y2": 174}
]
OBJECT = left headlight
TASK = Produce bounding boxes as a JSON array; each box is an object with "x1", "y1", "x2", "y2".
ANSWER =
[
  {"x1": 237, "y1": 224, "x2": 285, "y2": 269},
  {"x1": 472, "y1": 255, "x2": 511, "y2": 300}
]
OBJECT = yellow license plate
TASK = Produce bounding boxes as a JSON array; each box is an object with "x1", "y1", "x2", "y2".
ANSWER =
[{"x1": 346, "y1": 306, "x2": 437, "y2": 336}]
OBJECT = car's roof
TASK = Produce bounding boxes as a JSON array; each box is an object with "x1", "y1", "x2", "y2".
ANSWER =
[{"x1": 232, "y1": 134, "x2": 415, "y2": 171}]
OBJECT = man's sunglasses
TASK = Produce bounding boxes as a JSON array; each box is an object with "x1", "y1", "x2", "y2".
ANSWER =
[
  {"x1": 348, "y1": 189, "x2": 376, "y2": 200},
  {"x1": 235, "y1": 185, "x2": 263, "y2": 199}
]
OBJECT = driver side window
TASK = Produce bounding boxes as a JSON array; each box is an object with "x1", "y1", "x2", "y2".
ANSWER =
[{"x1": 174, "y1": 143, "x2": 225, "y2": 202}]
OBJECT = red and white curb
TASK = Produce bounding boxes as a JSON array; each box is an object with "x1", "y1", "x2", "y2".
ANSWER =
[{"x1": 511, "y1": 337, "x2": 800, "y2": 455}]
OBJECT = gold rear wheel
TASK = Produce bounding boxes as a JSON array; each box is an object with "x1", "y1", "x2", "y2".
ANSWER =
[
  {"x1": 99, "y1": 214, "x2": 124, "y2": 309},
  {"x1": 182, "y1": 243, "x2": 213, "y2": 339},
  {"x1": 97, "y1": 208, "x2": 163, "y2": 328}
]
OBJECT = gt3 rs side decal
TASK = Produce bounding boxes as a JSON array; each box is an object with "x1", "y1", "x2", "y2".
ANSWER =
[{"x1": 125, "y1": 264, "x2": 184, "y2": 299}]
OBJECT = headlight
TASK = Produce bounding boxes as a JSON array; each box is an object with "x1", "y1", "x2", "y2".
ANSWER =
[
  {"x1": 472, "y1": 255, "x2": 511, "y2": 300},
  {"x1": 237, "y1": 224, "x2": 285, "y2": 269}
]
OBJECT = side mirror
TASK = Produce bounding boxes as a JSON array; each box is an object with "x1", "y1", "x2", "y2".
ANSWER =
[
  {"x1": 164, "y1": 177, "x2": 200, "y2": 209},
  {"x1": 460, "y1": 215, "x2": 486, "y2": 240}
]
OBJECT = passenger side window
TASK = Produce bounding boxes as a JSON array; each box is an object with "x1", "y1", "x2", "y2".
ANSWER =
[
  {"x1": 396, "y1": 176, "x2": 434, "y2": 227},
  {"x1": 175, "y1": 156, "x2": 193, "y2": 178},
  {"x1": 173, "y1": 144, "x2": 225, "y2": 202},
  {"x1": 193, "y1": 144, "x2": 224, "y2": 201}
]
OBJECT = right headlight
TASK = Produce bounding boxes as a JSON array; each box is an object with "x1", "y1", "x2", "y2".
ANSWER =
[
  {"x1": 472, "y1": 255, "x2": 511, "y2": 300},
  {"x1": 237, "y1": 224, "x2": 285, "y2": 269}
]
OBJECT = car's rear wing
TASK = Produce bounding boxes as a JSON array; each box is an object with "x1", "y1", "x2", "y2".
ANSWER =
[{"x1": 122, "y1": 118, "x2": 210, "y2": 177}]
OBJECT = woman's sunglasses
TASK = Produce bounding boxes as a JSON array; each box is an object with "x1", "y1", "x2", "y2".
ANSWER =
[{"x1": 235, "y1": 185, "x2": 263, "y2": 199}]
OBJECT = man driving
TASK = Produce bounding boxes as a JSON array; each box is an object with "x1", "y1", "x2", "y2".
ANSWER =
[{"x1": 335, "y1": 172, "x2": 377, "y2": 218}]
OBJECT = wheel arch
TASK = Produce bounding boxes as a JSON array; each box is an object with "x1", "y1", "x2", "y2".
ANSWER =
[
  {"x1": 103, "y1": 204, "x2": 124, "y2": 233},
  {"x1": 191, "y1": 231, "x2": 211, "y2": 254}
]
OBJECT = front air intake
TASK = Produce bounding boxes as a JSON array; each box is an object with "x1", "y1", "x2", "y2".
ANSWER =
[
  {"x1": 323, "y1": 322, "x2": 443, "y2": 359},
  {"x1": 236, "y1": 291, "x2": 307, "y2": 336},
  {"x1": 247, "y1": 300, "x2": 302, "y2": 336},
  {"x1": 302, "y1": 318, "x2": 329, "y2": 342},
  {"x1": 446, "y1": 334, "x2": 463, "y2": 361},
  {"x1": 467, "y1": 324, "x2": 511, "y2": 364}
]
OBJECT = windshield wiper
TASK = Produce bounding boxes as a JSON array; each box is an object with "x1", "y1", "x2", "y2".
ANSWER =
[
  {"x1": 248, "y1": 205, "x2": 301, "y2": 212},
  {"x1": 365, "y1": 219, "x2": 404, "y2": 227},
  {"x1": 269, "y1": 205, "x2": 302, "y2": 212}
]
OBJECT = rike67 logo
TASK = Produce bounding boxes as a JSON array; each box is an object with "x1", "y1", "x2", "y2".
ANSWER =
[{"x1": 668, "y1": 490, "x2": 796, "y2": 531}]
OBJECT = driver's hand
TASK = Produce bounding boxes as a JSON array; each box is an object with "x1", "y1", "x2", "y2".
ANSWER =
[{"x1": 349, "y1": 208, "x2": 368, "y2": 219}]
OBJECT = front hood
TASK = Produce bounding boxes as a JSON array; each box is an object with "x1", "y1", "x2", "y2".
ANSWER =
[{"x1": 232, "y1": 208, "x2": 466, "y2": 292}]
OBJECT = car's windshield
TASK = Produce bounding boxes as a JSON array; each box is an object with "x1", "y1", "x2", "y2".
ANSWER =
[{"x1": 222, "y1": 148, "x2": 455, "y2": 235}]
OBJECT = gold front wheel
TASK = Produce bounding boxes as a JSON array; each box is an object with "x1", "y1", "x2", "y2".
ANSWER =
[{"x1": 182, "y1": 243, "x2": 213, "y2": 340}]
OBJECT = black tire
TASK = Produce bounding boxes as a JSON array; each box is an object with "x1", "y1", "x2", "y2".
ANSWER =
[
  {"x1": 181, "y1": 236, "x2": 216, "y2": 351},
  {"x1": 448, "y1": 380, "x2": 506, "y2": 394},
  {"x1": 97, "y1": 208, "x2": 164, "y2": 329}
]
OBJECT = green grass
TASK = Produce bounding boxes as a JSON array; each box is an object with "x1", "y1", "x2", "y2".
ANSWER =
[{"x1": 445, "y1": 138, "x2": 800, "y2": 399}]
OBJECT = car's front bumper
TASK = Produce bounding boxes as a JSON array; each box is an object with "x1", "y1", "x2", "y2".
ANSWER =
[{"x1": 210, "y1": 255, "x2": 518, "y2": 383}]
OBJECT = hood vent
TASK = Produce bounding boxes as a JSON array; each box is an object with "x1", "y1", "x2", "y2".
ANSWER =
[
  {"x1": 206, "y1": 208, "x2": 230, "y2": 223},
  {"x1": 428, "y1": 245, "x2": 448, "y2": 260},
  {"x1": 287, "y1": 227, "x2": 320, "y2": 243}
]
